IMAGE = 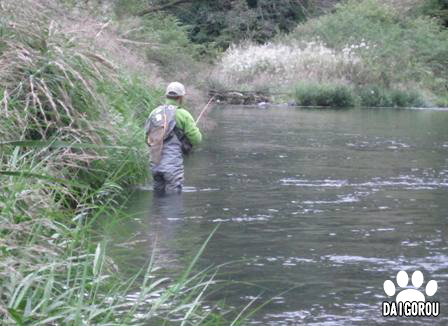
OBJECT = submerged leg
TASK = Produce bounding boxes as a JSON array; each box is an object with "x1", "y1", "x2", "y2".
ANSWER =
[
  {"x1": 152, "y1": 172, "x2": 166, "y2": 195},
  {"x1": 164, "y1": 170, "x2": 184, "y2": 194}
]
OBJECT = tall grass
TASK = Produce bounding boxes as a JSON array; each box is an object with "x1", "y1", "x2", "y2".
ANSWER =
[
  {"x1": 209, "y1": 41, "x2": 364, "y2": 95},
  {"x1": 0, "y1": 0, "x2": 224, "y2": 324}
]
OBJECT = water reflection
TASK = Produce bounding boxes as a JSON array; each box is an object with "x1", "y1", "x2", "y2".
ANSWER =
[
  {"x1": 152, "y1": 192, "x2": 184, "y2": 221},
  {"x1": 148, "y1": 193, "x2": 185, "y2": 268}
]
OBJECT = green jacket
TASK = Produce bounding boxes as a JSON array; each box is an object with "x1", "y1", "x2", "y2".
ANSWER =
[{"x1": 163, "y1": 98, "x2": 202, "y2": 146}]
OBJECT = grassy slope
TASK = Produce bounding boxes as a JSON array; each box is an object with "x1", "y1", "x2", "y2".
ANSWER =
[{"x1": 0, "y1": 1, "x2": 226, "y2": 324}]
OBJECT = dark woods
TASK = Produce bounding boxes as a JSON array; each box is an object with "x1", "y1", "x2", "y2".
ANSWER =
[{"x1": 116, "y1": 0, "x2": 334, "y2": 49}]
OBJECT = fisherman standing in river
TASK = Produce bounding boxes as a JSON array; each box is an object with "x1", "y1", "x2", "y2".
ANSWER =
[{"x1": 145, "y1": 82, "x2": 202, "y2": 195}]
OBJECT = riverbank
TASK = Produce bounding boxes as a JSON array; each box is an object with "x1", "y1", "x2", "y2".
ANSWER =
[
  {"x1": 209, "y1": 0, "x2": 448, "y2": 108},
  {"x1": 0, "y1": 1, "x2": 224, "y2": 324}
]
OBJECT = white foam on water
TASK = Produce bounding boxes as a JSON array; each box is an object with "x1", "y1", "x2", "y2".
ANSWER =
[
  {"x1": 281, "y1": 175, "x2": 448, "y2": 189},
  {"x1": 374, "y1": 228, "x2": 395, "y2": 232},
  {"x1": 212, "y1": 214, "x2": 270, "y2": 223},
  {"x1": 199, "y1": 187, "x2": 220, "y2": 192},
  {"x1": 302, "y1": 194, "x2": 359, "y2": 205},
  {"x1": 185, "y1": 215, "x2": 204, "y2": 220},
  {"x1": 261, "y1": 256, "x2": 315, "y2": 265},
  {"x1": 132, "y1": 185, "x2": 219, "y2": 192},
  {"x1": 182, "y1": 186, "x2": 198, "y2": 192},
  {"x1": 346, "y1": 139, "x2": 411, "y2": 150},
  {"x1": 280, "y1": 179, "x2": 348, "y2": 188},
  {"x1": 324, "y1": 255, "x2": 395, "y2": 266}
]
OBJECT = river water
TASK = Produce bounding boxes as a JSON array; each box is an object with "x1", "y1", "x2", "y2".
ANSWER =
[{"x1": 107, "y1": 106, "x2": 448, "y2": 325}]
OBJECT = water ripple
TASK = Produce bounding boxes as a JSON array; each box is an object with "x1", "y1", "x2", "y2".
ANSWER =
[{"x1": 281, "y1": 175, "x2": 448, "y2": 189}]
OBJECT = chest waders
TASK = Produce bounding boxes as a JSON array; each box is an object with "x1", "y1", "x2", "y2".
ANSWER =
[{"x1": 145, "y1": 105, "x2": 190, "y2": 194}]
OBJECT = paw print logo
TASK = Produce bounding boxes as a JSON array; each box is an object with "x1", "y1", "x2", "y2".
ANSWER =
[{"x1": 383, "y1": 270, "x2": 438, "y2": 302}]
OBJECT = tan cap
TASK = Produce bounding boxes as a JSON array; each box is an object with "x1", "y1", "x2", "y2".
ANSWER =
[{"x1": 166, "y1": 82, "x2": 186, "y2": 97}]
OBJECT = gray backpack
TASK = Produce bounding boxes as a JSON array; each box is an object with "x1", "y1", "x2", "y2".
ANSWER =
[{"x1": 144, "y1": 105, "x2": 177, "y2": 165}]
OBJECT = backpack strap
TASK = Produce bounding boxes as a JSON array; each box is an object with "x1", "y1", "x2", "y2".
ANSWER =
[{"x1": 173, "y1": 126, "x2": 193, "y2": 155}]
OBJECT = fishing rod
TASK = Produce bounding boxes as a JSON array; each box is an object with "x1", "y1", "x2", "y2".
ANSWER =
[{"x1": 195, "y1": 96, "x2": 215, "y2": 124}]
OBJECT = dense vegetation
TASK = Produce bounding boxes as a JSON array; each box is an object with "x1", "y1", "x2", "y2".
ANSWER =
[
  {"x1": 0, "y1": 1, "x2": 223, "y2": 324},
  {"x1": 114, "y1": 0, "x2": 328, "y2": 51},
  {"x1": 1, "y1": 0, "x2": 447, "y2": 324},
  {"x1": 211, "y1": 0, "x2": 448, "y2": 107},
  {"x1": 113, "y1": 0, "x2": 448, "y2": 54}
]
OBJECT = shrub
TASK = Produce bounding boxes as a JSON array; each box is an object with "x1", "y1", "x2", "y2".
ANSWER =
[
  {"x1": 358, "y1": 86, "x2": 426, "y2": 107},
  {"x1": 294, "y1": 83, "x2": 425, "y2": 108},
  {"x1": 294, "y1": 82, "x2": 356, "y2": 107},
  {"x1": 389, "y1": 89, "x2": 425, "y2": 107},
  {"x1": 416, "y1": 0, "x2": 448, "y2": 27},
  {"x1": 434, "y1": 94, "x2": 448, "y2": 107},
  {"x1": 358, "y1": 86, "x2": 393, "y2": 107}
]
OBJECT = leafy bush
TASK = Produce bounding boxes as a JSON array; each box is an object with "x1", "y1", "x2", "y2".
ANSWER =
[
  {"x1": 389, "y1": 89, "x2": 425, "y2": 107},
  {"x1": 433, "y1": 94, "x2": 448, "y2": 107},
  {"x1": 416, "y1": 0, "x2": 448, "y2": 27},
  {"x1": 358, "y1": 86, "x2": 425, "y2": 107},
  {"x1": 152, "y1": 0, "x2": 309, "y2": 49},
  {"x1": 294, "y1": 82, "x2": 356, "y2": 107}
]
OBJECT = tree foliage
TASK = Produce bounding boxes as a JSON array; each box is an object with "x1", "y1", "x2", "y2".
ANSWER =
[
  {"x1": 418, "y1": 0, "x2": 448, "y2": 27},
  {"x1": 174, "y1": 0, "x2": 311, "y2": 48},
  {"x1": 115, "y1": 0, "x2": 322, "y2": 49}
]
